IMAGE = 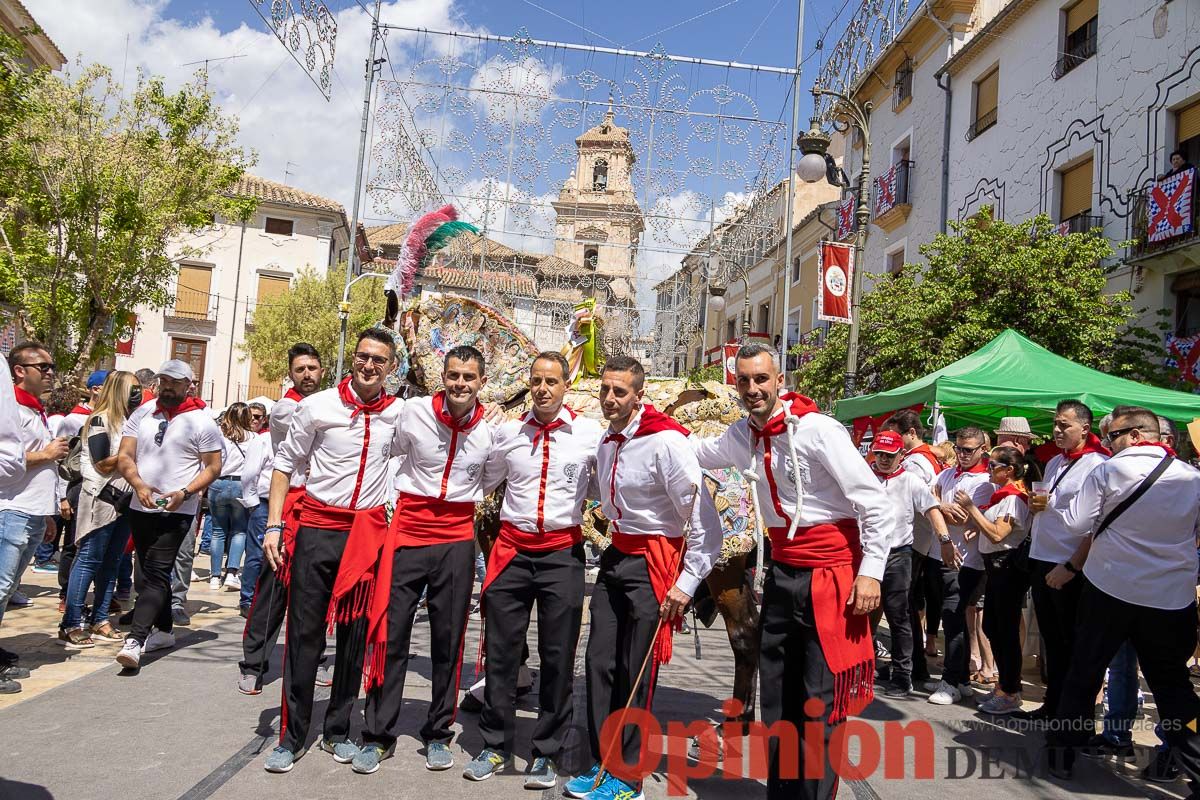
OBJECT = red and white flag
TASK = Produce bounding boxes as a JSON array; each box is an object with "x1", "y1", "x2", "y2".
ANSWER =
[
  {"x1": 722, "y1": 343, "x2": 740, "y2": 385},
  {"x1": 1147, "y1": 168, "x2": 1194, "y2": 244},
  {"x1": 874, "y1": 163, "x2": 899, "y2": 218},
  {"x1": 835, "y1": 194, "x2": 855, "y2": 240},
  {"x1": 818, "y1": 241, "x2": 853, "y2": 324}
]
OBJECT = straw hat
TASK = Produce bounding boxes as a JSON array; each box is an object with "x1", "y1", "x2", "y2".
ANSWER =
[{"x1": 994, "y1": 416, "x2": 1034, "y2": 438}]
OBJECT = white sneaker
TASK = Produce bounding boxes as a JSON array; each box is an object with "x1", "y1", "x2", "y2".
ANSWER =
[
  {"x1": 209, "y1": 576, "x2": 221, "y2": 591},
  {"x1": 927, "y1": 680, "x2": 962, "y2": 705},
  {"x1": 144, "y1": 629, "x2": 176, "y2": 652},
  {"x1": 190, "y1": 570, "x2": 202, "y2": 583},
  {"x1": 223, "y1": 573, "x2": 241, "y2": 591},
  {"x1": 116, "y1": 638, "x2": 142, "y2": 669}
]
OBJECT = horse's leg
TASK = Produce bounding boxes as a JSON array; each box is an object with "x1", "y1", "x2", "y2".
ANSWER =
[{"x1": 708, "y1": 554, "x2": 760, "y2": 725}]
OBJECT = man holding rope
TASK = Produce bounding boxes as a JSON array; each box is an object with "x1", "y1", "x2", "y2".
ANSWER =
[
  {"x1": 564, "y1": 355, "x2": 722, "y2": 800},
  {"x1": 692, "y1": 343, "x2": 894, "y2": 800}
]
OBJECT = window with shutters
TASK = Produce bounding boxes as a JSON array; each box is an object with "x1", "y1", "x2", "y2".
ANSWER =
[
  {"x1": 968, "y1": 69, "x2": 999, "y2": 141},
  {"x1": 264, "y1": 217, "x2": 294, "y2": 236},
  {"x1": 1176, "y1": 99, "x2": 1200, "y2": 171},
  {"x1": 791, "y1": 256, "x2": 801, "y2": 285},
  {"x1": 1058, "y1": 157, "x2": 1094, "y2": 222},
  {"x1": 174, "y1": 264, "x2": 213, "y2": 319},
  {"x1": 1056, "y1": 0, "x2": 1097, "y2": 79}
]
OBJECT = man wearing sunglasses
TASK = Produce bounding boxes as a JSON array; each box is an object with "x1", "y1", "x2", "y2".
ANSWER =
[
  {"x1": 115, "y1": 359, "x2": 222, "y2": 671},
  {"x1": 0, "y1": 342, "x2": 69, "y2": 692}
]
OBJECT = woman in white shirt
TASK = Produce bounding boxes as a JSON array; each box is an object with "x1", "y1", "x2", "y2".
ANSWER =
[
  {"x1": 59, "y1": 372, "x2": 141, "y2": 648},
  {"x1": 208, "y1": 403, "x2": 252, "y2": 592},
  {"x1": 956, "y1": 447, "x2": 1031, "y2": 716}
]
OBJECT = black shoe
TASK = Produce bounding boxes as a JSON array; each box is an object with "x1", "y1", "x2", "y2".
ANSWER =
[
  {"x1": 1081, "y1": 734, "x2": 1134, "y2": 759},
  {"x1": 118, "y1": 610, "x2": 134, "y2": 626},
  {"x1": 0, "y1": 664, "x2": 31, "y2": 680},
  {"x1": 0, "y1": 647, "x2": 18, "y2": 667},
  {"x1": 912, "y1": 671, "x2": 932, "y2": 685},
  {"x1": 1046, "y1": 747, "x2": 1073, "y2": 780},
  {"x1": 1142, "y1": 749, "x2": 1181, "y2": 783},
  {"x1": 239, "y1": 606, "x2": 249, "y2": 619},
  {"x1": 883, "y1": 680, "x2": 913, "y2": 698},
  {"x1": 1023, "y1": 704, "x2": 1051, "y2": 721}
]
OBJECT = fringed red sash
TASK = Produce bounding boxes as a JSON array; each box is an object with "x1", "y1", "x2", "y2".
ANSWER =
[
  {"x1": 298, "y1": 495, "x2": 394, "y2": 691},
  {"x1": 274, "y1": 486, "x2": 307, "y2": 587},
  {"x1": 391, "y1": 492, "x2": 475, "y2": 547},
  {"x1": 610, "y1": 530, "x2": 685, "y2": 666},
  {"x1": 768, "y1": 521, "x2": 874, "y2": 724}
]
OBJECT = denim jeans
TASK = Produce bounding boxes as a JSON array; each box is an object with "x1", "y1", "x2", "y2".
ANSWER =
[
  {"x1": 1102, "y1": 639, "x2": 1141, "y2": 745},
  {"x1": 0, "y1": 510, "x2": 47, "y2": 628},
  {"x1": 240, "y1": 500, "x2": 268, "y2": 609},
  {"x1": 61, "y1": 517, "x2": 131, "y2": 630},
  {"x1": 116, "y1": 549, "x2": 133, "y2": 597},
  {"x1": 199, "y1": 509, "x2": 213, "y2": 554},
  {"x1": 208, "y1": 478, "x2": 247, "y2": 576}
]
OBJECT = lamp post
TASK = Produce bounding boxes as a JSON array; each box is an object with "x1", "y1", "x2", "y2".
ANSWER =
[
  {"x1": 795, "y1": 87, "x2": 872, "y2": 397},
  {"x1": 706, "y1": 251, "x2": 752, "y2": 343}
]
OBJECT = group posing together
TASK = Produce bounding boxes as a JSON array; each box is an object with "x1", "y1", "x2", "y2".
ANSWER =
[{"x1": 3, "y1": 331, "x2": 1200, "y2": 800}]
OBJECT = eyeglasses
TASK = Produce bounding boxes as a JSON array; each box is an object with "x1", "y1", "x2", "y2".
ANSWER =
[
  {"x1": 353, "y1": 352, "x2": 390, "y2": 367},
  {"x1": 1105, "y1": 425, "x2": 1141, "y2": 443},
  {"x1": 20, "y1": 362, "x2": 55, "y2": 374},
  {"x1": 154, "y1": 419, "x2": 168, "y2": 447},
  {"x1": 954, "y1": 445, "x2": 983, "y2": 454},
  {"x1": 250, "y1": 413, "x2": 265, "y2": 420}
]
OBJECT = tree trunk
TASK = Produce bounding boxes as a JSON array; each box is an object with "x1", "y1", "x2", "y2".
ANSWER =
[{"x1": 68, "y1": 314, "x2": 108, "y2": 387}]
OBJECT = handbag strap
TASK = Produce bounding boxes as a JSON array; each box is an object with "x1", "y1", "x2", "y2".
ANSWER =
[{"x1": 1093, "y1": 455, "x2": 1174, "y2": 539}]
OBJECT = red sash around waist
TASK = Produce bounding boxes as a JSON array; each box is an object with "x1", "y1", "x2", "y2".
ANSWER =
[
  {"x1": 610, "y1": 531, "x2": 686, "y2": 665},
  {"x1": 390, "y1": 492, "x2": 476, "y2": 547},
  {"x1": 767, "y1": 521, "x2": 874, "y2": 723},
  {"x1": 274, "y1": 486, "x2": 308, "y2": 588},
  {"x1": 481, "y1": 521, "x2": 581, "y2": 597}
]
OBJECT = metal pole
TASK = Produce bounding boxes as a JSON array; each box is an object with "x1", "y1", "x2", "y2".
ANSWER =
[
  {"x1": 778, "y1": 0, "x2": 804, "y2": 385},
  {"x1": 843, "y1": 110, "x2": 871, "y2": 397},
  {"x1": 336, "y1": 0, "x2": 383, "y2": 383}
]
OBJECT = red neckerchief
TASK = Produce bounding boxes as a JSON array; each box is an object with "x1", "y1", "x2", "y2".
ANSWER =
[
  {"x1": 526, "y1": 405, "x2": 575, "y2": 445},
  {"x1": 156, "y1": 396, "x2": 206, "y2": 421},
  {"x1": 954, "y1": 457, "x2": 989, "y2": 478},
  {"x1": 907, "y1": 443, "x2": 945, "y2": 474},
  {"x1": 873, "y1": 464, "x2": 905, "y2": 481},
  {"x1": 431, "y1": 390, "x2": 483, "y2": 431},
  {"x1": 69, "y1": 403, "x2": 92, "y2": 416},
  {"x1": 1132, "y1": 440, "x2": 1178, "y2": 457},
  {"x1": 601, "y1": 404, "x2": 689, "y2": 535},
  {"x1": 981, "y1": 482, "x2": 1028, "y2": 511},
  {"x1": 747, "y1": 393, "x2": 820, "y2": 527},
  {"x1": 282, "y1": 387, "x2": 303, "y2": 403},
  {"x1": 13, "y1": 386, "x2": 47, "y2": 424},
  {"x1": 1064, "y1": 432, "x2": 1111, "y2": 461},
  {"x1": 338, "y1": 376, "x2": 395, "y2": 418},
  {"x1": 525, "y1": 407, "x2": 576, "y2": 534}
]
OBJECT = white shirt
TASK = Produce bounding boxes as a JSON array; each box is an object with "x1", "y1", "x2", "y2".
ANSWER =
[
  {"x1": 120, "y1": 403, "x2": 223, "y2": 516},
  {"x1": 1030, "y1": 450, "x2": 1109, "y2": 563},
  {"x1": 1054, "y1": 445, "x2": 1200, "y2": 610},
  {"x1": 901, "y1": 450, "x2": 940, "y2": 486},
  {"x1": 902, "y1": 448, "x2": 940, "y2": 554},
  {"x1": 220, "y1": 434, "x2": 248, "y2": 478},
  {"x1": 275, "y1": 386, "x2": 404, "y2": 510},
  {"x1": 877, "y1": 469, "x2": 937, "y2": 550},
  {"x1": 0, "y1": 401, "x2": 56, "y2": 516},
  {"x1": 0, "y1": 369, "x2": 24, "y2": 486},
  {"x1": 931, "y1": 467, "x2": 993, "y2": 567},
  {"x1": 240, "y1": 431, "x2": 274, "y2": 507},
  {"x1": 270, "y1": 394, "x2": 301, "y2": 453},
  {"x1": 977, "y1": 493, "x2": 1030, "y2": 554},
  {"x1": 392, "y1": 396, "x2": 493, "y2": 503},
  {"x1": 54, "y1": 410, "x2": 89, "y2": 439},
  {"x1": 692, "y1": 408, "x2": 894, "y2": 582},
  {"x1": 598, "y1": 407, "x2": 724, "y2": 596},
  {"x1": 484, "y1": 407, "x2": 603, "y2": 533}
]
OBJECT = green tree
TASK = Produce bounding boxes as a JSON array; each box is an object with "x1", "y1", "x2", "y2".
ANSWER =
[
  {"x1": 242, "y1": 267, "x2": 384, "y2": 385},
  {"x1": 0, "y1": 46, "x2": 255, "y2": 383},
  {"x1": 794, "y1": 211, "x2": 1170, "y2": 404}
]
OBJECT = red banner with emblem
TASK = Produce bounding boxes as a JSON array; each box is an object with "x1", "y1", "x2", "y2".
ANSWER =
[
  {"x1": 817, "y1": 241, "x2": 853, "y2": 324},
  {"x1": 114, "y1": 312, "x2": 137, "y2": 356},
  {"x1": 722, "y1": 343, "x2": 739, "y2": 385}
]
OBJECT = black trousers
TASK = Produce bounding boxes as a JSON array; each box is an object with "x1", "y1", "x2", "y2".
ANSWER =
[
  {"x1": 585, "y1": 546, "x2": 663, "y2": 772},
  {"x1": 56, "y1": 484, "x2": 82, "y2": 598},
  {"x1": 1047, "y1": 579, "x2": 1200, "y2": 794},
  {"x1": 759, "y1": 563, "x2": 837, "y2": 800},
  {"x1": 127, "y1": 510, "x2": 192, "y2": 645},
  {"x1": 1028, "y1": 557, "x2": 1083, "y2": 714},
  {"x1": 909, "y1": 552, "x2": 933, "y2": 681},
  {"x1": 363, "y1": 538, "x2": 474, "y2": 748},
  {"x1": 981, "y1": 548, "x2": 1031, "y2": 694},
  {"x1": 940, "y1": 564, "x2": 983, "y2": 686},
  {"x1": 481, "y1": 544, "x2": 584, "y2": 759},
  {"x1": 279, "y1": 526, "x2": 368, "y2": 753},
  {"x1": 241, "y1": 561, "x2": 290, "y2": 679},
  {"x1": 880, "y1": 547, "x2": 913, "y2": 682}
]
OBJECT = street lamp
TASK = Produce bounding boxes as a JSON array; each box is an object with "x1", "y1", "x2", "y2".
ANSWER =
[
  {"x1": 706, "y1": 251, "x2": 751, "y2": 341},
  {"x1": 796, "y1": 87, "x2": 872, "y2": 397}
]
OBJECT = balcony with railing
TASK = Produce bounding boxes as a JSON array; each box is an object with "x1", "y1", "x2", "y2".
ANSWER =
[
  {"x1": 872, "y1": 160, "x2": 913, "y2": 232},
  {"x1": 164, "y1": 287, "x2": 219, "y2": 335},
  {"x1": 1127, "y1": 169, "x2": 1200, "y2": 269},
  {"x1": 1053, "y1": 28, "x2": 1097, "y2": 80},
  {"x1": 1055, "y1": 212, "x2": 1104, "y2": 235},
  {"x1": 966, "y1": 108, "x2": 997, "y2": 142}
]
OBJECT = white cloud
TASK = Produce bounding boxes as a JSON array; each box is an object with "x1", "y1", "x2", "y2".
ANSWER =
[{"x1": 35, "y1": 0, "x2": 484, "y2": 219}]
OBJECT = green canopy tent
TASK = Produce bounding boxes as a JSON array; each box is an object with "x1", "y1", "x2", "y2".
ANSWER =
[{"x1": 834, "y1": 329, "x2": 1200, "y2": 436}]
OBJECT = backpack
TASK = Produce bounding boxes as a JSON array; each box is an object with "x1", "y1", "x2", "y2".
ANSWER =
[{"x1": 57, "y1": 435, "x2": 83, "y2": 486}]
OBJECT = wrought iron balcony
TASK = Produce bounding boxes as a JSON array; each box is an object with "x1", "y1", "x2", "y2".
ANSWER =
[
  {"x1": 1056, "y1": 213, "x2": 1103, "y2": 235},
  {"x1": 966, "y1": 108, "x2": 997, "y2": 141},
  {"x1": 168, "y1": 287, "x2": 218, "y2": 321},
  {"x1": 1127, "y1": 178, "x2": 1200, "y2": 262},
  {"x1": 1053, "y1": 33, "x2": 1097, "y2": 80}
]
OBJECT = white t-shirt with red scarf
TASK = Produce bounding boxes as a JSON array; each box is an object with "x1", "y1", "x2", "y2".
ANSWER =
[
  {"x1": 875, "y1": 467, "x2": 937, "y2": 550},
  {"x1": 932, "y1": 462, "x2": 993, "y2": 567},
  {"x1": 692, "y1": 394, "x2": 894, "y2": 582},
  {"x1": 484, "y1": 405, "x2": 602, "y2": 534},
  {"x1": 1030, "y1": 436, "x2": 1109, "y2": 563},
  {"x1": 274, "y1": 381, "x2": 404, "y2": 510},
  {"x1": 121, "y1": 397, "x2": 222, "y2": 516},
  {"x1": 597, "y1": 405, "x2": 723, "y2": 596},
  {"x1": 0, "y1": 387, "x2": 57, "y2": 516}
]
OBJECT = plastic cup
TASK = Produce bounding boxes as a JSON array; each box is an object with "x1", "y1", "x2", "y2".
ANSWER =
[{"x1": 1031, "y1": 481, "x2": 1048, "y2": 497}]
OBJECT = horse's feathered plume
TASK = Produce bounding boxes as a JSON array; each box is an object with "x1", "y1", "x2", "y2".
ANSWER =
[{"x1": 384, "y1": 204, "x2": 478, "y2": 298}]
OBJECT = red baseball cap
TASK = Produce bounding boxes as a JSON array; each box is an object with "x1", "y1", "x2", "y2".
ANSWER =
[{"x1": 871, "y1": 430, "x2": 905, "y2": 454}]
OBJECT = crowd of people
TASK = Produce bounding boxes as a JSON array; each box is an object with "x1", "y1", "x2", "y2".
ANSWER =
[{"x1": 2, "y1": 334, "x2": 1200, "y2": 800}]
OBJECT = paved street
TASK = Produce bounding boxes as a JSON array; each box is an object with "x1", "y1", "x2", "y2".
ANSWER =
[{"x1": 0, "y1": 569, "x2": 1192, "y2": 800}]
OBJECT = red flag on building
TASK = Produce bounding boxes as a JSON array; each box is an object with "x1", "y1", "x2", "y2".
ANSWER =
[
  {"x1": 818, "y1": 241, "x2": 853, "y2": 324},
  {"x1": 114, "y1": 312, "x2": 138, "y2": 356},
  {"x1": 722, "y1": 343, "x2": 739, "y2": 385}
]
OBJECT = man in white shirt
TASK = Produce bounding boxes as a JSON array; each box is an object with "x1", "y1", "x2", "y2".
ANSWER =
[
  {"x1": 357, "y1": 345, "x2": 493, "y2": 775},
  {"x1": 464, "y1": 352, "x2": 603, "y2": 785},
  {"x1": 1025, "y1": 399, "x2": 1108, "y2": 720},
  {"x1": 564, "y1": 355, "x2": 722, "y2": 800},
  {"x1": 0, "y1": 342, "x2": 68, "y2": 692},
  {"x1": 1044, "y1": 406, "x2": 1200, "y2": 790},
  {"x1": 926, "y1": 426, "x2": 994, "y2": 705},
  {"x1": 262, "y1": 329, "x2": 404, "y2": 773},
  {"x1": 869, "y1": 430, "x2": 949, "y2": 699},
  {"x1": 687, "y1": 344, "x2": 891, "y2": 800},
  {"x1": 55, "y1": 370, "x2": 108, "y2": 439},
  {"x1": 115, "y1": 359, "x2": 222, "y2": 671},
  {"x1": 238, "y1": 343, "x2": 324, "y2": 694}
]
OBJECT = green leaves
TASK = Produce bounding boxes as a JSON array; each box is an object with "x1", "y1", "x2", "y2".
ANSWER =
[{"x1": 793, "y1": 210, "x2": 1172, "y2": 404}]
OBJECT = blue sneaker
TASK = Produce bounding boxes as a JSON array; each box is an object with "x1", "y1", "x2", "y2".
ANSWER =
[
  {"x1": 564, "y1": 763, "x2": 602, "y2": 798},
  {"x1": 264, "y1": 746, "x2": 298, "y2": 773},
  {"x1": 587, "y1": 774, "x2": 644, "y2": 800},
  {"x1": 425, "y1": 741, "x2": 454, "y2": 771},
  {"x1": 31, "y1": 563, "x2": 57, "y2": 574}
]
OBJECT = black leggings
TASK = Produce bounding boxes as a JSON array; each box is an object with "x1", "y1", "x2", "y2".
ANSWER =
[{"x1": 982, "y1": 547, "x2": 1031, "y2": 694}]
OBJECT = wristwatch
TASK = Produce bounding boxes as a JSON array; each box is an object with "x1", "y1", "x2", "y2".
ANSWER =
[
  {"x1": 181, "y1": 487, "x2": 195, "y2": 502},
  {"x1": 1062, "y1": 561, "x2": 1080, "y2": 574},
  {"x1": 938, "y1": 533, "x2": 951, "y2": 544}
]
